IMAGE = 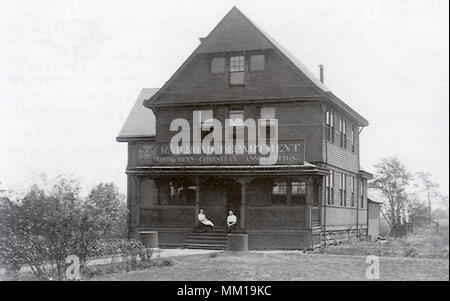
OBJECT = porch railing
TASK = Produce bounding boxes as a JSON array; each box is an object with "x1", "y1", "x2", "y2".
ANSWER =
[
  {"x1": 245, "y1": 206, "x2": 306, "y2": 229},
  {"x1": 312, "y1": 206, "x2": 320, "y2": 226},
  {"x1": 140, "y1": 206, "x2": 196, "y2": 227}
]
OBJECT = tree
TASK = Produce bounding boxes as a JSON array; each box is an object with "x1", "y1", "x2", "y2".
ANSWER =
[
  {"x1": 407, "y1": 198, "x2": 433, "y2": 227},
  {"x1": 370, "y1": 157, "x2": 411, "y2": 234},
  {"x1": 414, "y1": 172, "x2": 442, "y2": 224},
  {"x1": 0, "y1": 176, "x2": 103, "y2": 280},
  {"x1": 0, "y1": 177, "x2": 139, "y2": 280},
  {"x1": 86, "y1": 183, "x2": 128, "y2": 239}
]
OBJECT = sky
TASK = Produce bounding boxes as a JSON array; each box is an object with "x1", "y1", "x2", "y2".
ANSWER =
[{"x1": 0, "y1": 0, "x2": 448, "y2": 198}]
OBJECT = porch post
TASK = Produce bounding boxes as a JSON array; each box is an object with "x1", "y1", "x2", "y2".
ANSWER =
[
  {"x1": 240, "y1": 180, "x2": 247, "y2": 229},
  {"x1": 135, "y1": 176, "x2": 141, "y2": 229},
  {"x1": 317, "y1": 176, "x2": 323, "y2": 225},
  {"x1": 195, "y1": 177, "x2": 200, "y2": 223},
  {"x1": 305, "y1": 178, "x2": 313, "y2": 229},
  {"x1": 356, "y1": 176, "x2": 360, "y2": 236}
]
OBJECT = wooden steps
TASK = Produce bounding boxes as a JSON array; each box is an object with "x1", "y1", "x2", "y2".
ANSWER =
[{"x1": 182, "y1": 230, "x2": 228, "y2": 250}]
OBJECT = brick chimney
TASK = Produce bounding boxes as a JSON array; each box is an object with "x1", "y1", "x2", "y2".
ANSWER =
[{"x1": 319, "y1": 64, "x2": 324, "y2": 83}]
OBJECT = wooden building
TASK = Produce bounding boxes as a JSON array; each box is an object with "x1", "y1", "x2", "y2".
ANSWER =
[
  {"x1": 117, "y1": 7, "x2": 372, "y2": 249},
  {"x1": 367, "y1": 198, "x2": 383, "y2": 241}
]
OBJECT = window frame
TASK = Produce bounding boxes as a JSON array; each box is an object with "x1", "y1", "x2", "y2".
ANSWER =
[
  {"x1": 351, "y1": 124, "x2": 356, "y2": 153},
  {"x1": 339, "y1": 117, "x2": 347, "y2": 149},
  {"x1": 290, "y1": 181, "x2": 307, "y2": 205},
  {"x1": 229, "y1": 55, "x2": 246, "y2": 86},
  {"x1": 228, "y1": 109, "x2": 245, "y2": 141},
  {"x1": 339, "y1": 173, "x2": 347, "y2": 207},
  {"x1": 326, "y1": 109, "x2": 335, "y2": 143},
  {"x1": 195, "y1": 109, "x2": 214, "y2": 140},
  {"x1": 259, "y1": 107, "x2": 276, "y2": 145},
  {"x1": 360, "y1": 180, "x2": 365, "y2": 208},
  {"x1": 330, "y1": 171, "x2": 335, "y2": 205},
  {"x1": 271, "y1": 181, "x2": 288, "y2": 205},
  {"x1": 351, "y1": 176, "x2": 355, "y2": 207}
]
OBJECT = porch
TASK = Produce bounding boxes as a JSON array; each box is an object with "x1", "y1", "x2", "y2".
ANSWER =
[{"x1": 129, "y1": 165, "x2": 327, "y2": 249}]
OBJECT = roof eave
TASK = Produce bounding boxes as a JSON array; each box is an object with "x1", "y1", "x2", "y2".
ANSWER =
[
  {"x1": 359, "y1": 169, "x2": 373, "y2": 179},
  {"x1": 325, "y1": 93, "x2": 369, "y2": 127},
  {"x1": 116, "y1": 135, "x2": 156, "y2": 143}
]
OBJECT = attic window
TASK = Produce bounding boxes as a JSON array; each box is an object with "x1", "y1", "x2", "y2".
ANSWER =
[
  {"x1": 250, "y1": 54, "x2": 265, "y2": 71},
  {"x1": 229, "y1": 56, "x2": 245, "y2": 86},
  {"x1": 211, "y1": 57, "x2": 225, "y2": 74}
]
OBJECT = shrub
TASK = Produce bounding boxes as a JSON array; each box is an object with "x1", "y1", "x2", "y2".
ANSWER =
[{"x1": 0, "y1": 177, "x2": 131, "y2": 280}]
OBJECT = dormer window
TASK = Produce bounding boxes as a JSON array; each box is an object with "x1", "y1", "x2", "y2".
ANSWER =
[{"x1": 229, "y1": 56, "x2": 245, "y2": 86}]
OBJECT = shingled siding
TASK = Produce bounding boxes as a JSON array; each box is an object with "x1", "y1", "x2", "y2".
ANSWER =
[
  {"x1": 127, "y1": 140, "x2": 158, "y2": 170},
  {"x1": 277, "y1": 102, "x2": 323, "y2": 163},
  {"x1": 154, "y1": 102, "x2": 323, "y2": 163},
  {"x1": 324, "y1": 142, "x2": 359, "y2": 172},
  {"x1": 153, "y1": 49, "x2": 322, "y2": 105}
]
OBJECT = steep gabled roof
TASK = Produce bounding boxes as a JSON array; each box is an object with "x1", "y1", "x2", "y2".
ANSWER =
[
  {"x1": 144, "y1": 7, "x2": 368, "y2": 126},
  {"x1": 117, "y1": 88, "x2": 158, "y2": 141},
  {"x1": 196, "y1": 7, "x2": 274, "y2": 54}
]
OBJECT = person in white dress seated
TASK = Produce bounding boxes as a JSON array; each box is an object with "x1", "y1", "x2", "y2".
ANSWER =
[
  {"x1": 198, "y1": 208, "x2": 214, "y2": 230},
  {"x1": 227, "y1": 210, "x2": 237, "y2": 233}
]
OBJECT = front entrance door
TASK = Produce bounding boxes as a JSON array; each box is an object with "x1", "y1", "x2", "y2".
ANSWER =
[{"x1": 200, "y1": 178, "x2": 241, "y2": 228}]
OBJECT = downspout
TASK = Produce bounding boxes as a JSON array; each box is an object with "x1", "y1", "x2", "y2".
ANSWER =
[
  {"x1": 356, "y1": 176, "x2": 360, "y2": 236},
  {"x1": 323, "y1": 103, "x2": 328, "y2": 247},
  {"x1": 356, "y1": 125, "x2": 365, "y2": 236}
]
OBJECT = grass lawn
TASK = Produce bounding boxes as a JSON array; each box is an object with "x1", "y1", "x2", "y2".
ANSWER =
[
  {"x1": 319, "y1": 227, "x2": 449, "y2": 259},
  {"x1": 91, "y1": 251, "x2": 449, "y2": 281}
]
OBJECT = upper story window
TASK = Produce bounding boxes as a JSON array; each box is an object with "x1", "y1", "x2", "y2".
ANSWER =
[
  {"x1": 211, "y1": 57, "x2": 225, "y2": 74},
  {"x1": 228, "y1": 109, "x2": 244, "y2": 141},
  {"x1": 259, "y1": 107, "x2": 276, "y2": 144},
  {"x1": 351, "y1": 124, "x2": 356, "y2": 152},
  {"x1": 195, "y1": 109, "x2": 214, "y2": 140},
  {"x1": 339, "y1": 117, "x2": 347, "y2": 148},
  {"x1": 250, "y1": 54, "x2": 265, "y2": 71},
  {"x1": 325, "y1": 109, "x2": 335, "y2": 143},
  {"x1": 229, "y1": 56, "x2": 245, "y2": 86}
]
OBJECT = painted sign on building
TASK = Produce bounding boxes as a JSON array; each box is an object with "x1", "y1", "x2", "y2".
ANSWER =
[{"x1": 137, "y1": 140, "x2": 305, "y2": 166}]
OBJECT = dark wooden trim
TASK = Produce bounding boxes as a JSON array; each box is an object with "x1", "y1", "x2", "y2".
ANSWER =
[
  {"x1": 116, "y1": 135, "x2": 156, "y2": 143},
  {"x1": 150, "y1": 97, "x2": 323, "y2": 108}
]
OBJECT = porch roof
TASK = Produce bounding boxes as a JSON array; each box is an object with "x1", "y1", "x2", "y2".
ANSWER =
[{"x1": 126, "y1": 162, "x2": 329, "y2": 176}]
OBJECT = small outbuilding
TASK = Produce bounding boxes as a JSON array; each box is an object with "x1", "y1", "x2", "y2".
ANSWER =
[{"x1": 367, "y1": 198, "x2": 383, "y2": 241}]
